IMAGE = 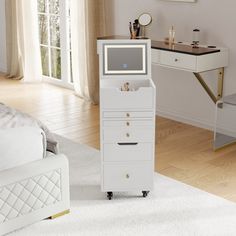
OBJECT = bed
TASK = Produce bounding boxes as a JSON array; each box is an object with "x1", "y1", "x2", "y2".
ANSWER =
[
  {"x1": 0, "y1": 152, "x2": 70, "y2": 235},
  {"x1": 0, "y1": 104, "x2": 70, "y2": 235}
]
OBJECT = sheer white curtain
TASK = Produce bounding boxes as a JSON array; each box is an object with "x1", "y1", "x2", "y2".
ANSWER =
[
  {"x1": 5, "y1": 0, "x2": 42, "y2": 82},
  {"x1": 70, "y1": 0, "x2": 106, "y2": 104}
]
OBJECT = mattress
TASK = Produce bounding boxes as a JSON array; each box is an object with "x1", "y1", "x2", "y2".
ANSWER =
[{"x1": 0, "y1": 127, "x2": 46, "y2": 172}]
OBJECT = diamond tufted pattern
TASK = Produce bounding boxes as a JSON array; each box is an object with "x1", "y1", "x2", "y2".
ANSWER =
[{"x1": 0, "y1": 169, "x2": 62, "y2": 223}]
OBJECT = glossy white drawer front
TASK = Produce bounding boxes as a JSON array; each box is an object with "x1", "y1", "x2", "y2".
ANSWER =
[
  {"x1": 152, "y1": 48, "x2": 229, "y2": 73},
  {"x1": 160, "y1": 50, "x2": 197, "y2": 71},
  {"x1": 103, "y1": 143, "x2": 152, "y2": 162},
  {"x1": 103, "y1": 162, "x2": 153, "y2": 191},
  {"x1": 103, "y1": 111, "x2": 153, "y2": 119},
  {"x1": 103, "y1": 120, "x2": 153, "y2": 127},
  {"x1": 103, "y1": 127, "x2": 154, "y2": 143},
  {"x1": 100, "y1": 87, "x2": 154, "y2": 110}
]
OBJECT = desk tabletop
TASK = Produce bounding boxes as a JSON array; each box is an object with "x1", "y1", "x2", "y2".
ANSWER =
[
  {"x1": 97, "y1": 36, "x2": 221, "y2": 56},
  {"x1": 151, "y1": 41, "x2": 220, "y2": 56},
  {"x1": 97, "y1": 35, "x2": 149, "y2": 40}
]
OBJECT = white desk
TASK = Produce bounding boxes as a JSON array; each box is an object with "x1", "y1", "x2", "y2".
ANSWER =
[{"x1": 151, "y1": 41, "x2": 229, "y2": 103}]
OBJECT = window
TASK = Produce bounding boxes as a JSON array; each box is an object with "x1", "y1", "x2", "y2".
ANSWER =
[{"x1": 37, "y1": 0, "x2": 73, "y2": 87}]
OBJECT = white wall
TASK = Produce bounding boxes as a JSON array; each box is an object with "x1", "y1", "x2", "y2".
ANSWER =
[
  {"x1": 0, "y1": 0, "x2": 6, "y2": 73},
  {"x1": 105, "y1": 0, "x2": 236, "y2": 130}
]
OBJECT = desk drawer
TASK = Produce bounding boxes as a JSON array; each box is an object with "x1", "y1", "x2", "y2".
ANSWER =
[
  {"x1": 103, "y1": 111, "x2": 153, "y2": 119},
  {"x1": 160, "y1": 51, "x2": 197, "y2": 71},
  {"x1": 103, "y1": 120, "x2": 153, "y2": 127},
  {"x1": 103, "y1": 162, "x2": 153, "y2": 191},
  {"x1": 103, "y1": 143, "x2": 152, "y2": 162},
  {"x1": 103, "y1": 127, "x2": 154, "y2": 143}
]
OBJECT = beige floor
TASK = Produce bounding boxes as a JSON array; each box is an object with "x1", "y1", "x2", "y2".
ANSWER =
[{"x1": 1, "y1": 76, "x2": 236, "y2": 202}]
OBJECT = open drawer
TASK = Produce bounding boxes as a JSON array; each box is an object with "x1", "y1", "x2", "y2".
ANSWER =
[{"x1": 100, "y1": 79, "x2": 155, "y2": 110}]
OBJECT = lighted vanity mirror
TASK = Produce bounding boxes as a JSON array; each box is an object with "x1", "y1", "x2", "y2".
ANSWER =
[{"x1": 103, "y1": 44, "x2": 147, "y2": 75}]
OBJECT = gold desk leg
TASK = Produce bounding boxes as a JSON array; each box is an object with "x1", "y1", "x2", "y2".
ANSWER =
[
  {"x1": 193, "y1": 67, "x2": 225, "y2": 104},
  {"x1": 217, "y1": 68, "x2": 224, "y2": 100},
  {"x1": 48, "y1": 209, "x2": 70, "y2": 220}
]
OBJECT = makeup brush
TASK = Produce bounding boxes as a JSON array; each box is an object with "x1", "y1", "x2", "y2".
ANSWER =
[{"x1": 129, "y1": 22, "x2": 132, "y2": 35}]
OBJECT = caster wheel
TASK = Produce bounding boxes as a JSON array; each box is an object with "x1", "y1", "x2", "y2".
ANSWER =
[
  {"x1": 107, "y1": 192, "x2": 113, "y2": 200},
  {"x1": 142, "y1": 191, "x2": 149, "y2": 198}
]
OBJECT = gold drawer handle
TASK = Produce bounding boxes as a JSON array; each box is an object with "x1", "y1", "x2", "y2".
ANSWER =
[
  {"x1": 126, "y1": 133, "x2": 130, "y2": 137},
  {"x1": 126, "y1": 122, "x2": 130, "y2": 126},
  {"x1": 126, "y1": 174, "x2": 130, "y2": 179},
  {"x1": 126, "y1": 113, "x2": 130, "y2": 117}
]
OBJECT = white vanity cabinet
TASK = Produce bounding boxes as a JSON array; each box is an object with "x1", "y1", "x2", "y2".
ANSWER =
[
  {"x1": 151, "y1": 46, "x2": 228, "y2": 73},
  {"x1": 97, "y1": 37, "x2": 156, "y2": 200}
]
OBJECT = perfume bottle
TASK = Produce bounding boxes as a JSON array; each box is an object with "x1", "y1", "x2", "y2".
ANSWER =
[
  {"x1": 192, "y1": 29, "x2": 200, "y2": 48},
  {"x1": 169, "y1": 26, "x2": 175, "y2": 45}
]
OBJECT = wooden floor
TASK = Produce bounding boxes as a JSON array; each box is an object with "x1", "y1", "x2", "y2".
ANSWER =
[{"x1": 1, "y1": 76, "x2": 236, "y2": 202}]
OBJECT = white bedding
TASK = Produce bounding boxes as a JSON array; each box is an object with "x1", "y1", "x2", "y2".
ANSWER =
[
  {"x1": 0, "y1": 126, "x2": 46, "y2": 172},
  {"x1": 0, "y1": 103, "x2": 59, "y2": 154}
]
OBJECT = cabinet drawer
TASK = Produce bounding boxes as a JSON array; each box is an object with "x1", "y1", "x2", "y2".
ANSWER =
[
  {"x1": 103, "y1": 162, "x2": 153, "y2": 191},
  {"x1": 100, "y1": 77, "x2": 155, "y2": 109},
  {"x1": 103, "y1": 120, "x2": 153, "y2": 127},
  {"x1": 103, "y1": 143, "x2": 152, "y2": 162},
  {"x1": 103, "y1": 111, "x2": 153, "y2": 119},
  {"x1": 100, "y1": 86, "x2": 154, "y2": 110},
  {"x1": 103, "y1": 127, "x2": 154, "y2": 143},
  {"x1": 160, "y1": 50, "x2": 197, "y2": 71}
]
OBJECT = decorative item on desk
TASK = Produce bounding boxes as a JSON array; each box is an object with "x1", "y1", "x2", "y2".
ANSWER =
[
  {"x1": 192, "y1": 29, "x2": 200, "y2": 48},
  {"x1": 135, "y1": 19, "x2": 140, "y2": 36},
  {"x1": 138, "y1": 13, "x2": 152, "y2": 38},
  {"x1": 129, "y1": 19, "x2": 140, "y2": 39},
  {"x1": 168, "y1": 26, "x2": 175, "y2": 45}
]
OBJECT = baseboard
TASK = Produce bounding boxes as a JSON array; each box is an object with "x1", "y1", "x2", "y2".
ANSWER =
[{"x1": 156, "y1": 106, "x2": 214, "y2": 131}]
